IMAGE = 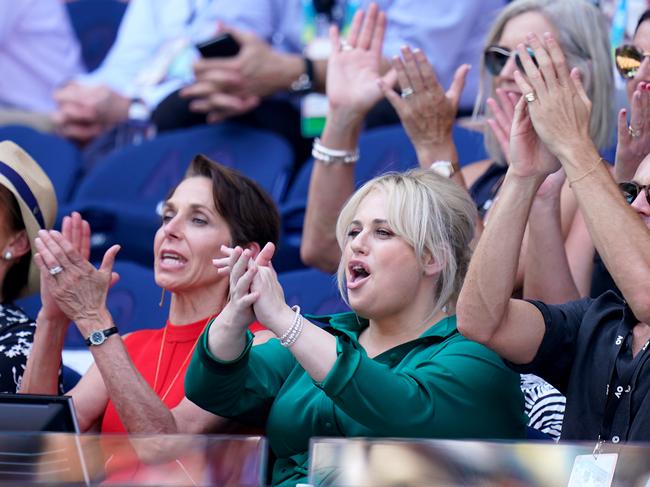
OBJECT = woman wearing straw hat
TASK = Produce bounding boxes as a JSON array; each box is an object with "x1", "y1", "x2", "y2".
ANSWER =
[{"x1": 0, "y1": 140, "x2": 59, "y2": 393}]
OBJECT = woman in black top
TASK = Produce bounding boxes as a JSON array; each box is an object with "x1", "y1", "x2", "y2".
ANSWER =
[{"x1": 0, "y1": 141, "x2": 58, "y2": 393}]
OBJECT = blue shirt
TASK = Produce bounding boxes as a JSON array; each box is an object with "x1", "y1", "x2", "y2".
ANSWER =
[{"x1": 81, "y1": 0, "x2": 505, "y2": 111}]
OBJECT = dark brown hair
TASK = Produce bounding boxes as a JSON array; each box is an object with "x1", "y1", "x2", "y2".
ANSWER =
[
  {"x1": 0, "y1": 186, "x2": 29, "y2": 302},
  {"x1": 172, "y1": 154, "x2": 280, "y2": 249}
]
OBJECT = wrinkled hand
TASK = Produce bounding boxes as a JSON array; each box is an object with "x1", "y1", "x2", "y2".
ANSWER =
[
  {"x1": 326, "y1": 4, "x2": 395, "y2": 117},
  {"x1": 33, "y1": 230, "x2": 120, "y2": 330},
  {"x1": 38, "y1": 212, "x2": 90, "y2": 324},
  {"x1": 513, "y1": 33, "x2": 592, "y2": 161},
  {"x1": 53, "y1": 82, "x2": 131, "y2": 144},
  {"x1": 379, "y1": 48, "x2": 468, "y2": 163},
  {"x1": 615, "y1": 82, "x2": 650, "y2": 181}
]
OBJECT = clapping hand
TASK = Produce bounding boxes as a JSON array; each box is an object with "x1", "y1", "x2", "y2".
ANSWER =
[
  {"x1": 513, "y1": 32, "x2": 592, "y2": 163},
  {"x1": 34, "y1": 220, "x2": 120, "y2": 328},
  {"x1": 326, "y1": 3, "x2": 396, "y2": 120},
  {"x1": 378, "y1": 47, "x2": 469, "y2": 164},
  {"x1": 615, "y1": 82, "x2": 650, "y2": 181}
]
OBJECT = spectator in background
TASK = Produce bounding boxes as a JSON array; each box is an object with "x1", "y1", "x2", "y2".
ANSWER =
[
  {"x1": 21, "y1": 156, "x2": 278, "y2": 478},
  {"x1": 52, "y1": 0, "x2": 257, "y2": 146},
  {"x1": 0, "y1": 141, "x2": 59, "y2": 393},
  {"x1": 457, "y1": 33, "x2": 650, "y2": 443},
  {"x1": 173, "y1": 0, "x2": 505, "y2": 161},
  {"x1": 0, "y1": 0, "x2": 83, "y2": 132}
]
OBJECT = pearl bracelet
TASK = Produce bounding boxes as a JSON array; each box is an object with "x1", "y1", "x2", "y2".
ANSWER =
[
  {"x1": 312, "y1": 138, "x2": 360, "y2": 165},
  {"x1": 279, "y1": 305, "x2": 304, "y2": 348}
]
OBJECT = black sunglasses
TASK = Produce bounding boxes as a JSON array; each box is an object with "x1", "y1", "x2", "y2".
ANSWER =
[
  {"x1": 615, "y1": 44, "x2": 650, "y2": 79},
  {"x1": 619, "y1": 181, "x2": 650, "y2": 205},
  {"x1": 484, "y1": 45, "x2": 538, "y2": 76}
]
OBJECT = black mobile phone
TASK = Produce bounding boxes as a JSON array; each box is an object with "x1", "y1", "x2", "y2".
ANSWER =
[{"x1": 196, "y1": 33, "x2": 240, "y2": 58}]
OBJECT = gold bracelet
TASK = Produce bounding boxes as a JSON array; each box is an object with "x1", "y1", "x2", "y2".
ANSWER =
[{"x1": 568, "y1": 157, "x2": 605, "y2": 188}]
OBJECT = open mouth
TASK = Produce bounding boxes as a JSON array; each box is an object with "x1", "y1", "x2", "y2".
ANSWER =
[
  {"x1": 347, "y1": 262, "x2": 370, "y2": 289},
  {"x1": 159, "y1": 251, "x2": 187, "y2": 267}
]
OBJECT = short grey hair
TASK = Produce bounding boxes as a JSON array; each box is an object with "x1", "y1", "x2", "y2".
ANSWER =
[
  {"x1": 475, "y1": 0, "x2": 615, "y2": 164},
  {"x1": 335, "y1": 169, "x2": 477, "y2": 318}
]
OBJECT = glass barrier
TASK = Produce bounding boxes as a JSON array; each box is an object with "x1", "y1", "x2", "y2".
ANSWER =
[
  {"x1": 308, "y1": 437, "x2": 650, "y2": 487},
  {"x1": 0, "y1": 433, "x2": 266, "y2": 486}
]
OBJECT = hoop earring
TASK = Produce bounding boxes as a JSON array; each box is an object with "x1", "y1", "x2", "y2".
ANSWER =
[
  {"x1": 3, "y1": 251, "x2": 12, "y2": 261},
  {"x1": 159, "y1": 288, "x2": 166, "y2": 308}
]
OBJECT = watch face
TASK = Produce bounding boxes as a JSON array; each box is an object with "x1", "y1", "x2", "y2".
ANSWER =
[{"x1": 89, "y1": 330, "x2": 105, "y2": 346}]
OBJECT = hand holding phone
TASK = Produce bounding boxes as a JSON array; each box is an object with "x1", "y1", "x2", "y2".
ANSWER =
[{"x1": 196, "y1": 33, "x2": 240, "y2": 58}]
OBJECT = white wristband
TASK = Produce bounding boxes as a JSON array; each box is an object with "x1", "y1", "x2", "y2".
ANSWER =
[{"x1": 312, "y1": 138, "x2": 359, "y2": 165}]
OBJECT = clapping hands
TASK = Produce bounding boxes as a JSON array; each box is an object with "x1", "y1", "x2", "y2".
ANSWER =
[{"x1": 213, "y1": 242, "x2": 285, "y2": 331}]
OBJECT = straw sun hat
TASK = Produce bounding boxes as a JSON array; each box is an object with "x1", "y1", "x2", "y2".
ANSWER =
[{"x1": 0, "y1": 141, "x2": 57, "y2": 297}]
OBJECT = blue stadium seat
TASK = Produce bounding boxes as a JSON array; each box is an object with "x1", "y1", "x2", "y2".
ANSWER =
[
  {"x1": 65, "y1": 0, "x2": 127, "y2": 71},
  {"x1": 17, "y1": 260, "x2": 168, "y2": 349},
  {"x1": 278, "y1": 268, "x2": 349, "y2": 317},
  {"x1": 0, "y1": 125, "x2": 83, "y2": 204},
  {"x1": 453, "y1": 124, "x2": 488, "y2": 165},
  {"x1": 63, "y1": 123, "x2": 293, "y2": 265}
]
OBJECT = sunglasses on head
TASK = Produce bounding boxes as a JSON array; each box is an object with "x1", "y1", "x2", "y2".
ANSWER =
[
  {"x1": 615, "y1": 44, "x2": 650, "y2": 79},
  {"x1": 484, "y1": 45, "x2": 538, "y2": 76},
  {"x1": 619, "y1": 181, "x2": 650, "y2": 205}
]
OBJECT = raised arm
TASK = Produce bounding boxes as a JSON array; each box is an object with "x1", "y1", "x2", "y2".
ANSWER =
[
  {"x1": 21, "y1": 213, "x2": 91, "y2": 395},
  {"x1": 456, "y1": 84, "x2": 559, "y2": 364},
  {"x1": 517, "y1": 33, "x2": 650, "y2": 322},
  {"x1": 29, "y1": 228, "x2": 223, "y2": 434},
  {"x1": 301, "y1": 4, "x2": 393, "y2": 272}
]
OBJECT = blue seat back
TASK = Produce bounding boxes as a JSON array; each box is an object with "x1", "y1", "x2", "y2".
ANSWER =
[
  {"x1": 0, "y1": 125, "x2": 83, "y2": 204},
  {"x1": 279, "y1": 268, "x2": 349, "y2": 317},
  {"x1": 65, "y1": 0, "x2": 127, "y2": 71}
]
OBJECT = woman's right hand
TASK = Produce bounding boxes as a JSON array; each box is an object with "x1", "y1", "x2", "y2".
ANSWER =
[
  {"x1": 34, "y1": 228, "x2": 119, "y2": 331},
  {"x1": 378, "y1": 48, "x2": 469, "y2": 165},
  {"x1": 614, "y1": 82, "x2": 650, "y2": 181}
]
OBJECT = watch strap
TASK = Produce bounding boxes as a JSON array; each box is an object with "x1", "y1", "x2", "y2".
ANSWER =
[
  {"x1": 290, "y1": 57, "x2": 314, "y2": 94},
  {"x1": 85, "y1": 326, "x2": 119, "y2": 347}
]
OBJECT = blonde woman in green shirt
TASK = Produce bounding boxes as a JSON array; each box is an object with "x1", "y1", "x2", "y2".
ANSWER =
[{"x1": 186, "y1": 168, "x2": 526, "y2": 487}]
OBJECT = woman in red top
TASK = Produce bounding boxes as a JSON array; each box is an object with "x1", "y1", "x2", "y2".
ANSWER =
[{"x1": 20, "y1": 155, "x2": 278, "y2": 437}]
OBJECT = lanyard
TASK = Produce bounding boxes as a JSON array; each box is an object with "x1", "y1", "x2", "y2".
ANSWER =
[{"x1": 597, "y1": 319, "x2": 650, "y2": 443}]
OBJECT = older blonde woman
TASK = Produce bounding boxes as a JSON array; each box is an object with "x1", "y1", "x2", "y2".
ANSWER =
[{"x1": 186, "y1": 167, "x2": 526, "y2": 487}]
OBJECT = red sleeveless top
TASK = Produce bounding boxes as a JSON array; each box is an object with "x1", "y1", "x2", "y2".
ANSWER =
[{"x1": 101, "y1": 317, "x2": 265, "y2": 433}]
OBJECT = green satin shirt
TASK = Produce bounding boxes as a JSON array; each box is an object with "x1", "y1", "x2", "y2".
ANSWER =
[{"x1": 185, "y1": 313, "x2": 526, "y2": 487}]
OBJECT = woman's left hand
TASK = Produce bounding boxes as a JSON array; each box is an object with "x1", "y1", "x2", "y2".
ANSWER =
[
  {"x1": 513, "y1": 32, "x2": 592, "y2": 161},
  {"x1": 34, "y1": 229, "x2": 120, "y2": 330}
]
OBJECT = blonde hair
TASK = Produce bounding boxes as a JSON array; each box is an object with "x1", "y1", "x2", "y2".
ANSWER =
[
  {"x1": 474, "y1": 0, "x2": 615, "y2": 164},
  {"x1": 335, "y1": 169, "x2": 477, "y2": 318}
]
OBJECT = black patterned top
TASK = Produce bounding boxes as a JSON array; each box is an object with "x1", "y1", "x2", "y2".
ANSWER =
[{"x1": 0, "y1": 302, "x2": 36, "y2": 393}]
